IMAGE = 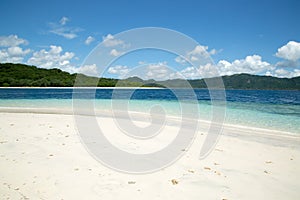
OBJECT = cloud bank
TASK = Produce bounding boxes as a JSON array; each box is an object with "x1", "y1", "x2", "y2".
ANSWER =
[{"x1": 0, "y1": 33, "x2": 299, "y2": 79}]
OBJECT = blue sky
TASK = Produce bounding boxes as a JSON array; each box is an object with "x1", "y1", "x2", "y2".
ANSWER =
[{"x1": 0, "y1": 0, "x2": 300, "y2": 79}]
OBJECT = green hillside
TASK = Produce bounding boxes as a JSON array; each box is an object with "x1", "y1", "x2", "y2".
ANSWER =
[
  {"x1": 0, "y1": 63, "x2": 118, "y2": 87},
  {"x1": 0, "y1": 63, "x2": 299, "y2": 90}
]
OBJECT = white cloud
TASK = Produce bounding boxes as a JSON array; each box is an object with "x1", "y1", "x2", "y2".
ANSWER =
[
  {"x1": 107, "y1": 62, "x2": 172, "y2": 80},
  {"x1": 273, "y1": 68, "x2": 300, "y2": 78},
  {"x1": 145, "y1": 62, "x2": 170, "y2": 80},
  {"x1": 0, "y1": 35, "x2": 28, "y2": 47},
  {"x1": 138, "y1": 61, "x2": 146, "y2": 65},
  {"x1": 77, "y1": 64, "x2": 98, "y2": 76},
  {"x1": 188, "y1": 45, "x2": 210, "y2": 56},
  {"x1": 173, "y1": 45, "x2": 296, "y2": 78},
  {"x1": 293, "y1": 69, "x2": 300, "y2": 77},
  {"x1": 0, "y1": 35, "x2": 30, "y2": 63},
  {"x1": 275, "y1": 41, "x2": 300, "y2": 62},
  {"x1": 274, "y1": 41, "x2": 300, "y2": 69},
  {"x1": 169, "y1": 64, "x2": 218, "y2": 79},
  {"x1": 110, "y1": 49, "x2": 123, "y2": 57},
  {"x1": 102, "y1": 34, "x2": 124, "y2": 47},
  {"x1": 168, "y1": 72, "x2": 184, "y2": 79},
  {"x1": 198, "y1": 63, "x2": 220, "y2": 78},
  {"x1": 107, "y1": 65, "x2": 130, "y2": 78},
  {"x1": 106, "y1": 61, "x2": 219, "y2": 80},
  {"x1": 216, "y1": 55, "x2": 273, "y2": 76},
  {"x1": 0, "y1": 46, "x2": 30, "y2": 63},
  {"x1": 49, "y1": 26, "x2": 80, "y2": 39},
  {"x1": 175, "y1": 45, "x2": 217, "y2": 64},
  {"x1": 209, "y1": 49, "x2": 217, "y2": 55},
  {"x1": 59, "y1": 17, "x2": 69, "y2": 25},
  {"x1": 48, "y1": 18, "x2": 83, "y2": 39},
  {"x1": 173, "y1": 54, "x2": 273, "y2": 79},
  {"x1": 27, "y1": 45, "x2": 98, "y2": 76},
  {"x1": 170, "y1": 66, "x2": 200, "y2": 79},
  {"x1": 7, "y1": 46, "x2": 30, "y2": 57},
  {"x1": 274, "y1": 68, "x2": 291, "y2": 78},
  {"x1": 85, "y1": 36, "x2": 95, "y2": 45},
  {"x1": 175, "y1": 56, "x2": 186, "y2": 64},
  {"x1": 27, "y1": 45, "x2": 75, "y2": 71},
  {"x1": 172, "y1": 54, "x2": 279, "y2": 79},
  {"x1": 275, "y1": 60, "x2": 299, "y2": 68},
  {"x1": 265, "y1": 71, "x2": 273, "y2": 76},
  {"x1": 215, "y1": 53, "x2": 299, "y2": 78}
]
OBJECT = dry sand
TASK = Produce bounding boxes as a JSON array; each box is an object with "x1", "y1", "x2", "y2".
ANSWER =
[{"x1": 0, "y1": 112, "x2": 300, "y2": 200}]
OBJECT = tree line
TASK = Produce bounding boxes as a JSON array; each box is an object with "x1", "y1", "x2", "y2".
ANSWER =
[{"x1": 0, "y1": 63, "x2": 299, "y2": 90}]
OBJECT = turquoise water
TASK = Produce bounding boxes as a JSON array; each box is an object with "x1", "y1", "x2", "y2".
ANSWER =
[{"x1": 0, "y1": 98, "x2": 299, "y2": 134}]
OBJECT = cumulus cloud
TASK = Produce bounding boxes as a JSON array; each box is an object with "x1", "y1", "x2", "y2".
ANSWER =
[
  {"x1": 189, "y1": 45, "x2": 216, "y2": 57},
  {"x1": 48, "y1": 17, "x2": 83, "y2": 39},
  {"x1": 274, "y1": 68, "x2": 291, "y2": 78},
  {"x1": 293, "y1": 69, "x2": 300, "y2": 77},
  {"x1": 175, "y1": 54, "x2": 275, "y2": 79},
  {"x1": 0, "y1": 35, "x2": 28, "y2": 47},
  {"x1": 0, "y1": 47, "x2": 31, "y2": 63},
  {"x1": 106, "y1": 61, "x2": 220, "y2": 80},
  {"x1": 170, "y1": 67, "x2": 200, "y2": 79},
  {"x1": 198, "y1": 63, "x2": 221, "y2": 78},
  {"x1": 174, "y1": 54, "x2": 273, "y2": 79},
  {"x1": 175, "y1": 56, "x2": 186, "y2": 64},
  {"x1": 27, "y1": 45, "x2": 75, "y2": 71},
  {"x1": 169, "y1": 64, "x2": 219, "y2": 79},
  {"x1": 0, "y1": 35, "x2": 30, "y2": 63},
  {"x1": 275, "y1": 41, "x2": 300, "y2": 62},
  {"x1": 265, "y1": 71, "x2": 273, "y2": 76},
  {"x1": 26, "y1": 45, "x2": 99, "y2": 76},
  {"x1": 85, "y1": 36, "x2": 95, "y2": 45},
  {"x1": 145, "y1": 62, "x2": 170, "y2": 80},
  {"x1": 107, "y1": 65, "x2": 130, "y2": 78},
  {"x1": 175, "y1": 45, "x2": 217, "y2": 64},
  {"x1": 107, "y1": 62, "x2": 173, "y2": 80},
  {"x1": 102, "y1": 34, "x2": 125, "y2": 47},
  {"x1": 110, "y1": 49, "x2": 123, "y2": 57},
  {"x1": 216, "y1": 55, "x2": 273, "y2": 76},
  {"x1": 275, "y1": 60, "x2": 299, "y2": 68},
  {"x1": 77, "y1": 64, "x2": 98, "y2": 76},
  {"x1": 7, "y1": 46, "x2": 30, "y2": 57},
  {"x1": 173, "y1": 44, "x2": 288, "y2": 78},
  {"x1": 274, "y1": 41, "x2": 300, "y2": 71},
  {"x1": 272, "y1": 68, "x2": 300, "y2": 78}
]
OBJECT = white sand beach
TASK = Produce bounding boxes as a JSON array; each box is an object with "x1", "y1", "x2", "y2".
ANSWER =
[{"x1": 1, "y1": 111, "x2": 300, "y2": 200}]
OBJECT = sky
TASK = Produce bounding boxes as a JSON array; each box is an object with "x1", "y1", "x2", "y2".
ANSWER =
[{"x1": 0, "y1": 0, "x2": 300, "y2": 79}]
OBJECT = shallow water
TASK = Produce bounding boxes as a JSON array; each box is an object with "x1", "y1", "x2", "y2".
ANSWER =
[{"x1": 0, "y1": 88, "x2": 299, "y2": 134}]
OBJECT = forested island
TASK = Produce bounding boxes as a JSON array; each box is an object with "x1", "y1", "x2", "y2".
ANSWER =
[{"x1": 0, "y1": 63, "x2": 299, "y2": 90}]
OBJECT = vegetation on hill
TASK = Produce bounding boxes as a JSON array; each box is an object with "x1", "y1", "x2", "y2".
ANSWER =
[
  {"x1": 0, "y1": 63, "x2": 299, "y2": 90},
  {"x1": 0, "y1": 63, "x2": 75, "y2": 87},
  {"x1": 0, "y1": 63, "x2": 119, "y2": 87}
]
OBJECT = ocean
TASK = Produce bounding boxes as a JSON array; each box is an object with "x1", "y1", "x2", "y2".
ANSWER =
[{"x1": 0, "y1": 88, "x2": 299, "y2": 134}]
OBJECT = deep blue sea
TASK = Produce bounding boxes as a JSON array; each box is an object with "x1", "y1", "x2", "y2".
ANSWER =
[{"x1": 0, "y1": 88, "x2": 299, "y2": 134}]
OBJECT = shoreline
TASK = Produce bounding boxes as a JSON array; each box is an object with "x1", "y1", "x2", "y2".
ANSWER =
[
  {"x1": 0, "y1": 106, "x2": 298, "y2": 139},
  {"x1": 0, "y1": 87, "x2": 299, "y2": 91}
]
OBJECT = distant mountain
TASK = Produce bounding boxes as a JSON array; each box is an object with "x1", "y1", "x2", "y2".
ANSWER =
[
  {"x1": 0, "y1": 63, "x2": 299, "y2": 90},
  {"x1": 221, "y1": 73, "x2": 300, "y2": 90},
  {"x1": 190, "y1": 74, "x2": 300, "y2": 90}
]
